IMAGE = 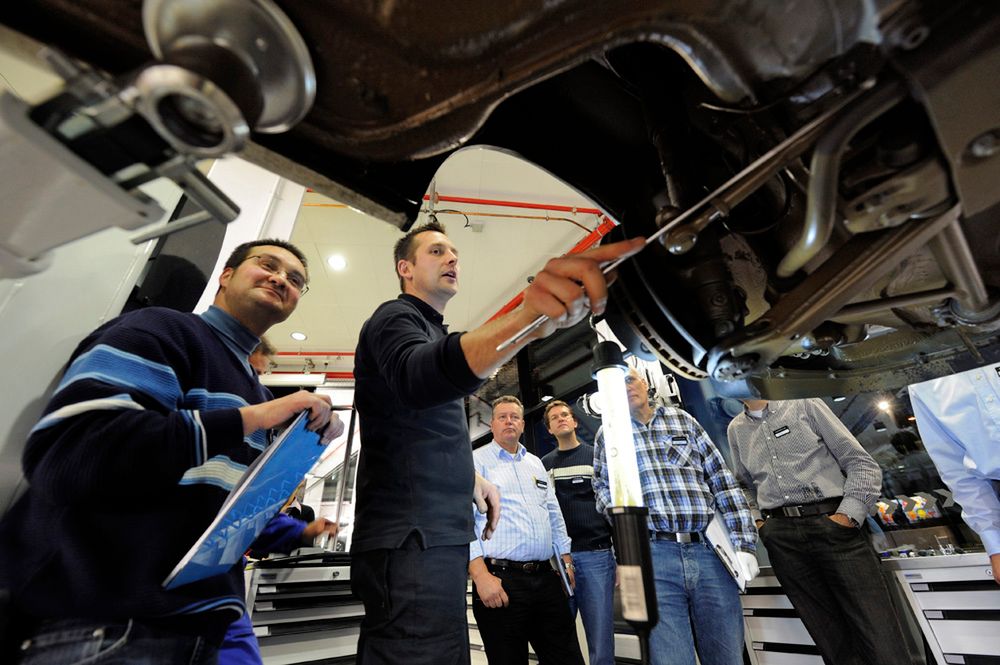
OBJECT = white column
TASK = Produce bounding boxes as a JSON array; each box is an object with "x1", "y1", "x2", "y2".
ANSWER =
[{"x1": 193, "y1": 157, "x2": 306, "y2": 313}]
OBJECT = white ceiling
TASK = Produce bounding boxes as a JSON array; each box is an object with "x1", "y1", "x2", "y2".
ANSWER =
[{"x1": 266, "y1": 147, "x2": 610, "y2": 376}]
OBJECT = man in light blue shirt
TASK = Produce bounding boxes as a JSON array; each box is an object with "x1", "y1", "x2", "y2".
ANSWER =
[
  {"x1": 909, "y1": 365, "x2": 1000, "y2": 585},
  {"x1": 469, "y1": 395, "x2": 584, "y2": 664}
]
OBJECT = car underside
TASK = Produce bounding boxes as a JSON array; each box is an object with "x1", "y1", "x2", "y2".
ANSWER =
[{"x1": 3, "y1": 0, "x2": 999, "y2": 398}]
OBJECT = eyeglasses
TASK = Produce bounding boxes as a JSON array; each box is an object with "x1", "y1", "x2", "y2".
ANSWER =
[{"x1": 244, "y1": 254, "x2": 309, "y2": 294}]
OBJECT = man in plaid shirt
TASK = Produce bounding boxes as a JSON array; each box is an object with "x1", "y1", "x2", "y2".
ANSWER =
[{"x1": 594, "y1": 367, "x2": 757, "y2": 665}]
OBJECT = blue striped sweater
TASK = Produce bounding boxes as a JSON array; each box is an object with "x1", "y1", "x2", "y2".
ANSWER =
[{"x1": 0, "y1": 306, "x2": 272, "y2": 639}]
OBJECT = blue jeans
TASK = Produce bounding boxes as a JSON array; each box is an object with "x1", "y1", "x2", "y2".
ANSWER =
[
  {"x1": 568, "y1": 548, "x2": 616, "y2": 665},
  {"x1": 648, "y1": 540, "x2": 744, "y2": 665},
  {"x1": 15, "y1": 618, "x2": 219, "y2": 664}
]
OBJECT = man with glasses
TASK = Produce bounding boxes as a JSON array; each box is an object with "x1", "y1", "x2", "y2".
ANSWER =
[
  {"x1": 593, "y1": 368, "x2": 758, "y2": 665},
  {"x1": 469, "y1": 396, "x2": 583, "y2": 665},
  {"x1": 351, "y1": 220, "x2": 642, "y2": 664},
  {"x1": 541, "y1": 400, "x2": 615, "y2": 665},
  {"x1": 0, "y1": 239, "x2": 343, "y2": 664}
]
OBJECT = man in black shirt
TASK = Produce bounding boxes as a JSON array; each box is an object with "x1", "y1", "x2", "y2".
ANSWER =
[
  {"x1": 541, "y1": 400, "x2": 616, "y2": 665},
  {"x1": 351, "y1": 221, "x2": 642, "y2": 664}
]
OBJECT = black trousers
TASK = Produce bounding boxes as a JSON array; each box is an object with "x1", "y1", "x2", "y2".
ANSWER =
[
  {"x1": 472, "y1": 566, "x2": 584, "y2": 665},
  {"x1": 759, "y1": 515, "x2": 911, "y2": 665},
  {"x1": 351, "y1": 536, "x2": 470, "y2": 665}
]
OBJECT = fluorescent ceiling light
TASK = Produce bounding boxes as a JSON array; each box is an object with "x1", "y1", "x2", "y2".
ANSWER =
[
  {"x1": 291, "y1": 331, "x2": 307, "y2": 341},
  {"x1": 327, "y1": 254, "x2": 347, "y2": 271}
]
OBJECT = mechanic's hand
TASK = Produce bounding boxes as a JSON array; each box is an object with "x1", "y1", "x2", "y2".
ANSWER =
[
  {"x1": 828, "y1": 513, "x2": 856, "y2": 528},
  {"x1": 738, "y1": 551, "x2": 760, "y2": 583},
  {"x1": 522, "y1": 237, "x2": 644, "y2": 338},
  {"x1": 240, "y1": 390, "x2": 334, "y2": 436},
  {"x1": 991, "y1": 553, "x2": 1000, "y2": 586},
  {"x1": 474, "y1": 472, "x2": 501, "y2": 540},
  {"x1": 301, "y1": 518, "x2": 338, "y2": 544},
  {"x1": 475, "y1": 572, "x2": 509, "y2": 608}
]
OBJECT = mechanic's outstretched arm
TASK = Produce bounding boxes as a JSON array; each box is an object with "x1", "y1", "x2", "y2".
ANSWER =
[{"x1": 460, "y1": 237, "x2": 644, "y2": 378}]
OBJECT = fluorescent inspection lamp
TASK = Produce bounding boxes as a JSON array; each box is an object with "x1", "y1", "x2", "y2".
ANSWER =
[{"x1": 591, "y1": 341, "x2": 658, "y2": 656}]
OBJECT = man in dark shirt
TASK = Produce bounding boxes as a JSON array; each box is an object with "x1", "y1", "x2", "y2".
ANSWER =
[
  {"x1": 351, "y1": 221, "x2": 642, "y2": 664},
  {"x1": 541, "y1": 400, "x2": 615, "y2": 665}
]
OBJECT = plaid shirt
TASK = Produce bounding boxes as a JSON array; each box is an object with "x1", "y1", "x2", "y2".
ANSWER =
[{"x1": 594, "y1": 405, "x2": 757, "y2": 553}]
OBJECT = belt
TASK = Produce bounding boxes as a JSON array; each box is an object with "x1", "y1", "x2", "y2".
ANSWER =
[
  {"x1": 651, "y1": 531, "x2": 703, "y2": 543},
  {"x1": 762, "y1": 497, "x2": 843, "y2": 518},
  {"x1": 485, "y1": 558, "x2": 551, "y2": 574}
]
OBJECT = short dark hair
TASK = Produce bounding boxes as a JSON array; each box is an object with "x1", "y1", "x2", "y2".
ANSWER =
[
  {"x1": 543, "y1": 399, "x2": 573, "y2": 425},
  {"x1": 393, "y1": 220, "x2": 447, "y2": 291},
  {"x1": 225, "y1": 239, "x2": 309, "y2": 278}
]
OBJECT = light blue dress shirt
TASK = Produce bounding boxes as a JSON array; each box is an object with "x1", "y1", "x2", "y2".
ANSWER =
[
  {"x1": 909, "y1": 365, "x2": 1000, "y2": 555},
  {"x1": 471, "y1": 440, "x2": 572, "y2": 562}
]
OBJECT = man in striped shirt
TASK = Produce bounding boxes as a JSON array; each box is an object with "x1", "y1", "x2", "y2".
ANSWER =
[
  {"x1": 541, "y1": 400, "x2": 615, "y2": 665},
  {"x1": 470, "y1": 395, "x2": 584, "y2": 665},
  {"x1": 728, "y1": 398, "x2": 910, "y2": 665},
  {"x1": 0, "y1": 240, "x2": 342, "y2": 664},
  {"x1": 594, "y1": 368, "x2": 757, "y2": 665}
]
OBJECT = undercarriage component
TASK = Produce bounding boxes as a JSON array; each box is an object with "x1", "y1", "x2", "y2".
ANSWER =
[
  {"x1": 776, "y1": 79, "x2": 906, "y2": 277},
  {"x1": 894, "y1": 2, "x2": 1000, "y2": 217},
  {"x1": 711, "y1": 329, "x2": 1000, "y2": 399},
  {"x1": 660, "y1": 79, "x2": 880, "y2": 255},
  {"x1": 842, "y1": 158, "x2": 951, "y2": 233},
  {"x1": 831, "y1": 287, "x2": 957, "y2": 323},
  {"x1": 709, "y1": 204, "x2": 963, "y2": 379},
  {"x1": 928, "y1": 220, "x2": 998, "y2": 323}
]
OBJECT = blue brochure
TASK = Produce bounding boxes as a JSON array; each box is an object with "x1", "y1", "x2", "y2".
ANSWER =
[{"x1": 163, "y1": 412, "x2": 322, "y2": 589}]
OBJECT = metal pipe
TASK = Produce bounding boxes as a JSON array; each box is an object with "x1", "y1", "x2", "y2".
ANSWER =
[
  {"x1": 928, "y1": 220, "x2": 991, "y2": 312},
  {"x1": 831, "y1": 287, "x2": 957, "y2": 322},
  {"x1": 129, "y1": 210, "x2": 213, "y2": 244},
  {"x1": 776, "y1": 80, "x2": 907, "y2": 278},
  {"x1": 332, "y1": 404, "x2": 358, "y2": 533}
]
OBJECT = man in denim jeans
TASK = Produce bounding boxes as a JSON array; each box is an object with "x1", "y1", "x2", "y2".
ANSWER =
[
  {"x1": 541, "y1": 400, "x2": 616, "y2": 665},
  {"x1": 594, "y1": 368, "x2": 759, "y2": 665}
]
